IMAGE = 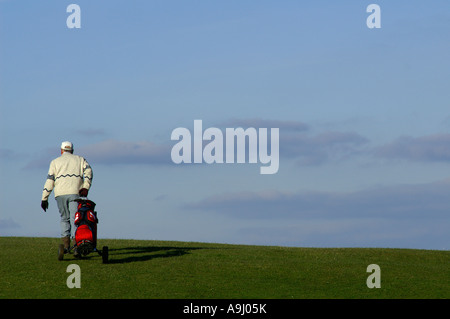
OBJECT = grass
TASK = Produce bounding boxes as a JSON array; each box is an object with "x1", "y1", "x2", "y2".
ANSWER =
[{"x1": 0, "y1": 237, "x2": 448, "y2": 299}]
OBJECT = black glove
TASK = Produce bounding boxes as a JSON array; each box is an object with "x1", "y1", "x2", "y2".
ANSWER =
[
  {"x1": 41, "y1": 200, "x2": 48, "y2": 212},
  {"x1": 79, "y1": 188, "x2": 89, "y2": 197}
]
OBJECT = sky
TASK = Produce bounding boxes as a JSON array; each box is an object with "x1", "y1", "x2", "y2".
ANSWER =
[{"x1": 0, "y1": 0, "x2": 449, "y2": 250}]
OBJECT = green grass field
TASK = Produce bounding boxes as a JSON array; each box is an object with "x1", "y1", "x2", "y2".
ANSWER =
[{"x1": 0, "y1": 237, "x2": 448, "y2": 299}]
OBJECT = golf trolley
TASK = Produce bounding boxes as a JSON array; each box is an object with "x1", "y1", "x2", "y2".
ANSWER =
[{"x1": 58, "y1": 198, "x2": 108, "y2": 263}]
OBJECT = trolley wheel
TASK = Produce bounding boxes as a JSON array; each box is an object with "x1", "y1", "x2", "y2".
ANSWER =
[
  {"x1": 58, "y1": 244, "x2": 64, "y2": 261},
  {"x1": 102, "y1": 246, "x2": 109, "y2": 264}
]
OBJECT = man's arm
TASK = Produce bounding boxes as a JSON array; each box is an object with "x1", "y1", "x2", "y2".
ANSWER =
[
  {"x1": 41, "y1": 161, "x2": 55, "y2": 211},
  {"x1": 42, "y1": 161, "x2": 55, "y2": 201},
  {"x1": 79, "y1": 158, "x2": 93, "y2": 196}
]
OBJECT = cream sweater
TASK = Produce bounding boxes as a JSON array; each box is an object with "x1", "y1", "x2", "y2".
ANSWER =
[{"x1": 42, "y1": 152, "x2": 93, "y2": 201}]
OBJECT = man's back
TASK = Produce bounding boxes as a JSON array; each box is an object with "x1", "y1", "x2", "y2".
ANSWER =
[
  {"x1": 42, "y1": 152, "x2": 93, "y2": 200},
  {"x1": 52, "y1": 152, "x2": 86, "y2": 178}
]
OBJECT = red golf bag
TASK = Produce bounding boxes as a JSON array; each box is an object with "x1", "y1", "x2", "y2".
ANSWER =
[{"x1": 74, "y1": 199, "x2": 98, "y2": 255}]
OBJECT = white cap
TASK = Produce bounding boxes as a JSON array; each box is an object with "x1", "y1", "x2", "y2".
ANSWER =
[{"x1": 61, "y1": 141, "x2": 73, "y2": 151}]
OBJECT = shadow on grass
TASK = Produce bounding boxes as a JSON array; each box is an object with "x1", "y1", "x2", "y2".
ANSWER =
[{"x1": 106, "y1": 246, "x2": 204, "y2": 264}]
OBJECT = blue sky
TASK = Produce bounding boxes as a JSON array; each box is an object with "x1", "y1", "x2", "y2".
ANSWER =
[{"x1": 1, "y1": 0, "x2": 449, "y2": 250}]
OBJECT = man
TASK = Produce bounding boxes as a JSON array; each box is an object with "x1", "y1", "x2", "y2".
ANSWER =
[{"x1": 41, "y1": 141, "x2": 93, "y2": 255}]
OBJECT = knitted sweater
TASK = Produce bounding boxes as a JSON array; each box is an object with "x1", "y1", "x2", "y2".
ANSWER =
[{"x1": 42, "y1": 152, "x2": 93, "y2": 201}]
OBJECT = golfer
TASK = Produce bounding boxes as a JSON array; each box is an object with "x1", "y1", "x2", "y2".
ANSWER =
[{"x1": 41, "y1": 141, "x2": 93, "y2": 253}]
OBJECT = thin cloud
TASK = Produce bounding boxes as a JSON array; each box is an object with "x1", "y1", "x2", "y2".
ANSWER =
[
  {"x1": 214, "y1": 118, "x2": 369, "y2": 165},
  {"x1": 233, "y1": 218, "x2": 448, "y2": 249},
  {"x1": 375, "y1": 134, "x2": 450, "y2": 162},
  {"x1": 75, "y1": 128, "x2": 107, "y2": 137},
  {"x1": 186, "y1": 179, "x2": 450, "y2": 220},
  {"x1": 0, "y1": 218, "x2": 20, "y2": 230},
  {"x1": 0, "y1": 148, "x2": 18, "y2": 160},
  {"x1": 22, "y1": 147, "x2": 55, "y2": 170},
  {"x1": 218, "y1": 118, "x2": 310, "y2": 132},
  {"x1": 185, "y1": 180, "x2": 450, "y2": 248},
  {"x1": 23, "y1": 139, "x2": 173, "y2": 169},
  {"x1": 281, "y1": 130, "x2": 369, "y2": 165},
  {"x1": 24, "y1": 121, "x2": 450, "y2": 171},
  {"x1": 78, "y1": 139, "x2": 172, "y2": 165}
]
